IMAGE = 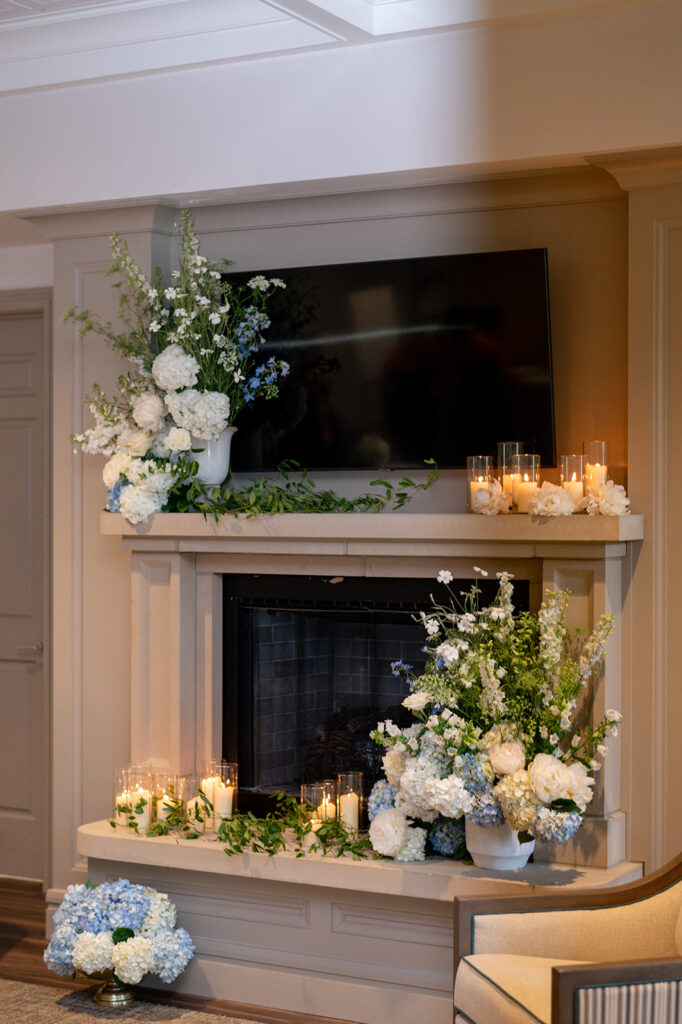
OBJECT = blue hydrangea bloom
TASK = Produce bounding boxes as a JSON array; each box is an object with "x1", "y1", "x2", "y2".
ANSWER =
[
  {"x1": 458, "y1": 753, "x2": 496, "y2": 796},
  {"x1": 106, "y1": 482, "x2": 122, "y2": 512},
  {"x1": 466, "y1": 790, "x2": 505, "y2": 828},
  {"x1": 531, "y1": 808, "x2": 582, "y2": 844},
  {"x1": 367, "y1": 779, "x2": 397, "y2": 821},
  {"x1": 429, "y1": 817, "x2": 466, "y2": 857},
  {"x1": 151, "y1": 927, "x2": 195, "y2": 983}
]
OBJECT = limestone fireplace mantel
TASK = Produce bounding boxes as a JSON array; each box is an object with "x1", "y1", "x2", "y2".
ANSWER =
[{"x1": 102, "y1": 510, "x2": 643, "y2": 871}]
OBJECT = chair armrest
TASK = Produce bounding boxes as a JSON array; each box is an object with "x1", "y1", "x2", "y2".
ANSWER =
[{"x1": 552, "y1": 958, "x2": 682, "y2": 1024}]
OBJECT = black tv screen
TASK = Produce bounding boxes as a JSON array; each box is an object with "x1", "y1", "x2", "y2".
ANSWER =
[{"x1": 229, "y1": 248, "x2": 555, "y2": 471}]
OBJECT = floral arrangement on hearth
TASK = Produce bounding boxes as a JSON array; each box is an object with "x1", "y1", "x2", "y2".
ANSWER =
[
  {"x1": 44, "y1": 879, "x2": 194, "y2": 986},
  {"x1": 367, "y1": 568, "x2": 622, "y2": 864},
  {"x1": 66, "y1": 211, "x2": 290, "y2": 525}
]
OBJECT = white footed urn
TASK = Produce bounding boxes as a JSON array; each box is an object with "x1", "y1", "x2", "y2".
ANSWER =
[
  {"x1": 465, "y1": 818, "x2": 534, "y2": 871},
  {"x1": 192, "y1": 426, "x2": 237, "y2": 486}
]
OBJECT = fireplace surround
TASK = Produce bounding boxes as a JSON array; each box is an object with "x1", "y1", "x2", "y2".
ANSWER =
[{"x1": 77, "y1": 510, "x2": 644, "y2": 1022}]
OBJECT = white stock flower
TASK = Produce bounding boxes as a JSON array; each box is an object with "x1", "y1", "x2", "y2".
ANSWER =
[
  {"x1": 528, "y1": 481, "x2": 577, "y2": 517},
  {"x1": 165, "y1": 427, "x2": 192, "y2": 453},
  {"x1": 382, "y1": 747, "x2": 408, "y2": 786},
  {"x1": 402, "y1": 691, "x2": 431, "y2": 712},
  {"x1": 152, "y1": 344, "x2": 199, "y2": 392},
  {"x1": 116, "y1": 426, "x2": 153, "y2": 457},
  {"x1": 585, "y1": 481, "x2": 631, "y2": 516},
  {"x1": 111, "y1": 935, "x2": 155, "y2": 985},
  {"x1": 102, "y1": 452, "x2": 132, "y2": 490},
  {"x1": 368, "y1": 807, "x2": 410, "y2": 857},
  {"x1": 72, "y1": 931, "x2": 114, "y2": 974},
  {"x1": 132, "y1": 392, "x2": 166, "y2": 433},
  {"x1": 488, "y1": 741, "x2": 526, "y2": 777}
]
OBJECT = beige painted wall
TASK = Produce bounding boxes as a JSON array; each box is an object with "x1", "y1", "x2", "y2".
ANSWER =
[{"x1": 42, "y1": 170, "x2": 631, "y2": 895}]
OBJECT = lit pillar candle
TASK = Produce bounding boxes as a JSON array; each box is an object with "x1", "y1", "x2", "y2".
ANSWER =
[
  {"x1": 502, "y1": 474, "x2": 514, "y2": 504},
  {"x1": 562, "y1": 472, "x2": 584, "y2": 503},
  {"x1": 513, "y1": 474, "x2": 537, "y2": 513},
  {"x1": 156, "y1": 792, "x2": 174, "y2": 822},
  {"x1": 585, "y1": 462, "x2": 607, "y2": 490},
  {"x1": 114, "y1": 789, "x2": 130, "y2": 827},
  {"x1": 185, "y1": 797, "x2": 207, "y2": 834},
  {"x1": 214, "y1": 783, "x2": 234, "y2": 819},
  {"x1": 469, "y1": 476, "x2": 489, "y2": 508},
  {"x1": 130, "y1": 786, "x2": 151, "y2": 832},
  {"x1": 316, "y1": 795, "x2": 335, "y2": 820},
  {"x1": 302, "y1": 820, "x2": 322, "y2": 850},
  {"x1": 339, "y1": 792, "x2": 359, "y2": 830}
]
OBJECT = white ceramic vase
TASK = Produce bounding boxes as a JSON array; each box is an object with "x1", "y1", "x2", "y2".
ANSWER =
[
  {"x1": 465, "y1": 818, "x2": 535, "y2": 871},
  {"x1": 192, "y1": 426, "x2": 237, "y2": 486}
]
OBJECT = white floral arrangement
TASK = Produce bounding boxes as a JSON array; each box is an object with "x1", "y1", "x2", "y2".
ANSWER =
[
  {"x1": 44, "y1": 879, "x2": 194, "y2": 985},
  {"x1": 66, "y1": 210, "x2": 289, "y2": 524},
  {"x1": 367, "y1": 568, "x2": 621, "y2": 861},
  {"x1": 471, "y1": 477, "x2": 631, "y2": 518}
]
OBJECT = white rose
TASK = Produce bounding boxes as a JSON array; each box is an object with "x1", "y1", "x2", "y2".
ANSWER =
[
  {"x1": 563, "y1": 761, "x2": 595, "y2": 811},
  {"x1": 116, "y1": 427, "x2": 153, "y2": 457},
  {"x1": 152, "y1": 344, "x2": 199, "y2": 392},
  {"x1": 528, "y1": 753, "x2": 573, "y2": 804},
  {"x1": 402, "y1": 692, "x2": 431, "y2": 712},
  {"x1": 132, "y1": 392, "x2": 166, "y2": 433},
  {"x1": 368, "y1": 807, "x2": 409, "y2": 857},
  {"x1": 382, "y1": 747, "x2": 407, "y2": 786},
  {"x1": 102, "y1": 452, "x2": 132, "y2": 490},
  {"x1": 488, "y1": 741, "x2": 526, "y2": 777},
  {"x1": 165, "y1": 427, "x2": 192, "y2": 453}
]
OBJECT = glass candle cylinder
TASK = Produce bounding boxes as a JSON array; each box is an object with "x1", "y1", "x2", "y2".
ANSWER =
[
  {"x1": 560, "y1": 454, "x2": 586, "y2": 503},
  {"x1": 582, "y1": 440, "x2": 608, "y2": 490},
  {"x1": 511, "y1": 454, "x2": 540, "y2": 513},
  {"x1": 337, "y1": 772, "x2": 363, "y2": 831},
  {"x1": 300, "y1": 780, "x2": 337, "y2": 822},
  {"x1": 113, "y1": 767, "x2": 131, "y2": 827},
  {"x1": 154, "y1": 773, "x2": 182, "y2": 826},
  {"x1": 200, "y1": 759, "x2": 221, "y2": 830},
  {"x1": 213, "y1": 762, "x2": 238, "y2": 821},
  {"x1": 127, "y1": 765, "x2": 154, "y2": 833},
  {"x1": 466, "y1": 455, "x2": 492, "y2": 512},
  {"x1": 184, "y1": 774, "x2": 212, "y2": 835},
  {"x1": 497, "y1": 441, "x2": 524, "y2": 507}
]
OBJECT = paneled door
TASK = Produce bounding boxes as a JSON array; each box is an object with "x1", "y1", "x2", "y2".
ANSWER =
[{"x1": 0, "y1": 293, "x2": 49, "y2": 880}]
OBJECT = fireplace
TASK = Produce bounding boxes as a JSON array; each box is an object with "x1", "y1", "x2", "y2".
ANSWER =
[{"x1": 222, "y1": 573, "x2": 529, "y2": 804}]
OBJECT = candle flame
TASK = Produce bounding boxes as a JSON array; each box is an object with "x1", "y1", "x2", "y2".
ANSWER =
[
  {"x1": 477, "y1": 476, "x2": 484, "y2": 482},
  {"x1": 571, "y1": 472, "x2": 577, "y2": 482},
  {"x1": 523, "y1": 473, "x2": 530, "y2": 482}
]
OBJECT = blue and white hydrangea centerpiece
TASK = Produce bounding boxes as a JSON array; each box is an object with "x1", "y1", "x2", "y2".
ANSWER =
[
  {"x1": 66, "y1": 210, "x2": 289, "y2": 525},
  {"x1": 44, "y1": 879, "x2": 194, "y2": 986},
  {"x1": 367, "y1": 568, "x2": 622, "y2": 862}
]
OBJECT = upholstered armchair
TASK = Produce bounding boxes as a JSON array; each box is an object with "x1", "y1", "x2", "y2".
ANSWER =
[{"x1": 453, "y1": 852, "x2": 682, "y2": 1023}]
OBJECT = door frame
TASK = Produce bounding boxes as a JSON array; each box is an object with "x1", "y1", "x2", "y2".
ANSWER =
[{"x1": 0, "y1": 288, "x2": 51, "y2": 886}]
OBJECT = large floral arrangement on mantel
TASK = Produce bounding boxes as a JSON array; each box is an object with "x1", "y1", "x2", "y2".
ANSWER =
[
  {"x1": 68, "y1": 211, "x2": 437, "y2": 524},
  {"x1": 367, "y1": 568, "x2": 622, "y2": 862}
]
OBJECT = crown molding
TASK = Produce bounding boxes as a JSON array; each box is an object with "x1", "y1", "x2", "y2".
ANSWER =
[{"x1": 587, "y1": 146, "x2": 682, "y2": 191}]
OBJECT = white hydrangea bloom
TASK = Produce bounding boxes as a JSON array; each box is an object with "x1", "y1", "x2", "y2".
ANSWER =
[
  {"x1": 72, "y1": 931, "x2": 114, "y2": 974},
  {"x1": 426, "y1": 774, "x2": 472, "y2": 818},
  {"x1": 494, "y1": 769, "x2": 541, "y2": 831},
  {"x1": 394, "y1": 825, "x2": 427, "y2": 862},
  {"x1": 118, "y1": 485, "x2": 163, "y2": 525},
  {"x1": 152, "y1": 344, "x2": 199, "y2": 392},
  {"x1": 131, "y1": 392, "x2": 166, "y2": 433},
  {"x1": 111, "y1": 935, "x2": 155, "y2": 985},
  {"x1": 190, "y1": 391, "x2": 230, "y2": 440}
]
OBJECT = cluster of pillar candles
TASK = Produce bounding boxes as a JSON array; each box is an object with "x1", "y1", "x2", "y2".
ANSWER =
[
  {"x1": 113, "y1": 761, "x2": 238, "y2": 834},
  {"x1": 467, "y1": 440, "x2": 609, "y2": 513},
  {"x1": 113, "y1": 765, "x2": 365, "y2": 837}
]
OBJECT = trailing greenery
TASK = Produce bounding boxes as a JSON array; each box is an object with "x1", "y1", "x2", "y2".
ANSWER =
[{"x1": 165, "y1": 458, "x2": 439, "y2": 518}]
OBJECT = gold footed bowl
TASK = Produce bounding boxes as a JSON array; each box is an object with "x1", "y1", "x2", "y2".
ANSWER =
[{"x1": 87, "y1": 969, "x2": 135, "y2": 1007}]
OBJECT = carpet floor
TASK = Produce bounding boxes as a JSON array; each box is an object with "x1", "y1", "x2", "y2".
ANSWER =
[{"x1": 0, "y1": 978, "x2": 269, "y2": 1023}]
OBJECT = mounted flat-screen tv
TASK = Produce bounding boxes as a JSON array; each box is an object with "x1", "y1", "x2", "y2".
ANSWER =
[{"x1": 228, "y1": 248, "x2": 555, "y2": 471}]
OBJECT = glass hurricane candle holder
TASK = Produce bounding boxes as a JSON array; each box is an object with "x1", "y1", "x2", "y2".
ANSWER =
[
  {"x1": 200, "y1": 759, "x2": 221, "y2": 830},
  {"x1": 583, "y1": 440, "x2": 608, "y2": 490},
  {"x1": 466, "y1": 455, "x2": 492, "y2": 512},
  {"x1": 300, "y1": 780, "x2": 337, "y2": 822},
  {"x1": 213, "y1": 762, "x2": 238, "y2": 821},
  {"x1": 113, "y1": 767, "x2": 132, "y2": 827},
  {"x1": 126, "y1": 765, "x2": 154, "y2": 833},
  {"x1": 184, "y1": 774, "x2": 212, "y2": 835},
  {"x1": 337, "y1": 772, "x2": 363, "y2": 831},
  {"x1": 510, "y1": 454, "x2": 540, "y2": 513},
  {"x1": 497, "y1": 441, "x2": 524, "y2": 507},
  {"x1": 560, "y1": 454, "x2": 586, "y2": 503},
  {"x1": 154, "y1": 773, "x2": 183, "y2": 827}
]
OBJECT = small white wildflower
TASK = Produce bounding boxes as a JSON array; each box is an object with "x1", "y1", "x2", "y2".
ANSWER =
[
  {"x1": 437, "y1": 569, "x2": 453, "y2": 585},
  {"x1": 473, "y1": 565, "x2": 488, "y2": 576}
]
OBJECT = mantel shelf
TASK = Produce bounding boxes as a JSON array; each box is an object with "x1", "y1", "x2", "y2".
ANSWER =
[{"x1": 101, "y1": 511, "x2": 644, "y2": 550}]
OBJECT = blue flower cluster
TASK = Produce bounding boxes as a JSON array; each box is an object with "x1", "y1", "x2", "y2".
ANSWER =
[
  {"x1": 428, "y1": 817, "x2": 465, "y2": 857},
  {"x1": 458, "y1": 753, "x2": 496, "y2": 796},
  {"x1": 389, "y1": 659, "x2": 412, "y2": 679},
  {"x1": 241, "y1": 355, "x2": 289, "y2": 404},
  {"x1": 106, "y1": 482, "x2": 122, "y2": 512},
  {"x1": 466, "y1": 791, "x2": 505, "y2": 828},
  {"x1": 235, "y1": 307, "x2": 271, "y2": 357},
  {"x1": 151, "y1": 928, "x2": 195, "y2": 983},
  {"x1": 367, "y1": 779, "x2": 397, "y2": 821},
  {"x1": 531, "y1": 808, "x2": 582, "y2": 843}
]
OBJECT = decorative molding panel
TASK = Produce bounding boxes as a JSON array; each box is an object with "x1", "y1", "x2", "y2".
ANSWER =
[{"x1": 331, "y1": 901, "x2": 450, "y2": 947}]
